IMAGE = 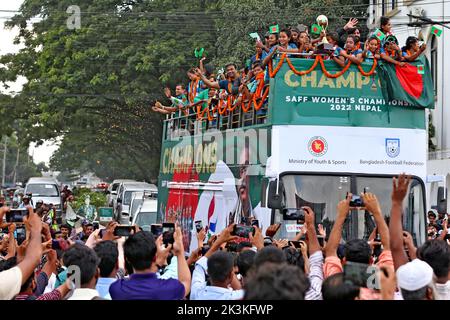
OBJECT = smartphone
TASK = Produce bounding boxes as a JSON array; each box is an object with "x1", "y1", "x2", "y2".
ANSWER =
[
  {"x1": 14, "y1": 227, "x2": 26, "y2": 245},
  {"x1": 289, "y1": 240, "x2": 302, "y2": 249},
  {"x1": 200, "y1": 245, "x2": 210, "y2": 256},
  {"x1": 282, "y1": 208, "x2": 305, "y2": 221},
  {"x1": 251, "y1": 219, "x2": 259, "y2": 228},
  {"x1": 232, "y1": 224, "x2": 255, "y2": 238},
  {"x1": 343, "y1": 261, "x2": 371, "y2": 287},
  {"x1": 195, "y1": 220, "x2": 203, "y2": 233},
  {"x1": 162, "y1": 222, "x2": 175, "y2": 245},
  {"x1": 6, "y1": 209, "x2": 28, "y2": 223},
  {"x1": 113, "y1": 225, "x2": 135, "y2": 237},
  {"x1": 52, "y1": 239, "x2": 61, "y2": 250},
  {"x1": 151, "y1": 224, "x2": 163, "y2": 237},
  {"x1": 317, "y1": 236, "x2": 325, "y2": 247},
  {"x1": 349, "y1": 195, "x2": 364, "y2": 207}
]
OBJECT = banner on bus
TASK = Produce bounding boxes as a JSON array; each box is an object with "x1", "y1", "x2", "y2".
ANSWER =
[{"x1": 271, "y1": 125, "x2": 427, "y2": 178}]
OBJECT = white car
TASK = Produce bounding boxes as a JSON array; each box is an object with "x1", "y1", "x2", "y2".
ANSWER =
[
  {"x1": 115, "y1": 182, "x2": 157, "y2": 223},
  {"x1": 24, "y1": 177, "x2": 62, "y2": 216},
  {"x1": 106, "y1": 179, "x2": 135, "y2": 207},
  {"x1": 131, "y1": 199, "x2": 158, "y2": 232}
]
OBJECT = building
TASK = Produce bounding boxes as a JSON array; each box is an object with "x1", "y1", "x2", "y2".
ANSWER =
[{"x1": 370, "y1": 0, "x2": 450, "y2": 211}]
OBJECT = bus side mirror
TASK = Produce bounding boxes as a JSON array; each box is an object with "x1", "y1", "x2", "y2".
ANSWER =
[
  {"x1": 117, "y1": 198, "x2": 122, "y2": 204},
  {"x1": 437, "y1": 187, "x2": 447, "y2": 214},
  {"x1": 267, "y1": 179, "x2": 283, "y2": 209}
]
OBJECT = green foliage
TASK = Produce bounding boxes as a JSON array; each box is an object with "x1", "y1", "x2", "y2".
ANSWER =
[
  {"x1": 72, "y1": 188, "x2": 107, "y2": 211},
  {"x1": 0, "y1": 0, "x2": 368, "y2": 180}
]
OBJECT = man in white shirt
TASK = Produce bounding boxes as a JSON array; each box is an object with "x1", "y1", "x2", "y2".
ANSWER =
[
  {"x1": 0, "y1": 206, "x2": 43, "y2": 300},
  {"x1": 190, "y1": 224, "x2": 244, "y2": 300},
  {"x1": 63, "y1": 244, "x2": 101, "y2": 300}
]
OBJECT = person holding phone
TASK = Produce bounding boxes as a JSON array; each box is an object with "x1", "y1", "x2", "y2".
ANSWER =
[
  {"x1": 190, "y1": 224, "x2": 244, "y2": 300},
  {"x1": 109, "y1": 226, "x2": 191, "y2": 300}
]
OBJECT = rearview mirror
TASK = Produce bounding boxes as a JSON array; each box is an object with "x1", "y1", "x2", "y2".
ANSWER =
[
  {"x1": 117, "y1": 198, "x2": 122, "y2": 204},
  {"x1": 267, "y1": 179, "x2": 284, "y2": 209}
]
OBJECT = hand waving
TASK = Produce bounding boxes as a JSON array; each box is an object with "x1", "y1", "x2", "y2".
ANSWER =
[{"x1": 392, "y1": 173, "x2": 411, "y2": 203}]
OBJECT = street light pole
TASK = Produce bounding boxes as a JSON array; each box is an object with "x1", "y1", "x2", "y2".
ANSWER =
[{"x1": 2, "y1": 136, "x2": 8, "y2": 187}]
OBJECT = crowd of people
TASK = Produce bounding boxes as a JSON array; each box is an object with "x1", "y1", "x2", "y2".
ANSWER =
[
  {"x1": 0, "y1": 173, "x2": 448, "y2": 300},
  {"x1": 151, "y1": 16, "x2": 427, "y2": 129}
]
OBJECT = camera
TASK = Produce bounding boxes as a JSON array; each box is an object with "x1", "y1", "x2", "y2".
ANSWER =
[
  {"x1": 349, "y1": 195, "x2": 364, "y2": 207},
  {"x1": 162, "y1": 223, "x2": 175, "y2": 245},
  {"x1": 195, "y1": 220, "x2": 203, "y2": 233},
  {"x1": 113, "y1": 225, "x2": 135, "y2": 237},
  {"x1": 6, "y1": 209, "x2": 28, "y2": 223},
  {"x1": 232, "y1": 224, "x2": 255, "y2": 238},
  {"x1": 151, "y1": 224, "x2": 163, "y2": 237},
  {"x1": 283, "y1": 208, "x2": 305, "y2": 221}
]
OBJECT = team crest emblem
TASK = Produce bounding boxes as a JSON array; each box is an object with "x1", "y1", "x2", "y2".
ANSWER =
[
  {"x1": 385, "y1": 138, "x2": 400, "y2": 158},
  {"x1": 308, "y1": 136, "x2": 328, "y2": 157}
]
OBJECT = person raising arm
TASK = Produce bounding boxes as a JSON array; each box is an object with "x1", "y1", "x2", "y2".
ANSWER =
[{"x1": 389, "y1": 173, "x2": 411, "y2": 270}]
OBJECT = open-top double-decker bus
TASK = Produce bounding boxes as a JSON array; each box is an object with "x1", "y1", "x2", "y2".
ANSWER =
[{"x1": 158, "y1": 54, "x2": 430, "y2": 253}]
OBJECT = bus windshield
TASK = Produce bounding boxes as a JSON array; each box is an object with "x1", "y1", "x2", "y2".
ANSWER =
[{"x1": 277, "y1": 174, "x2": 426, "y2": 245}]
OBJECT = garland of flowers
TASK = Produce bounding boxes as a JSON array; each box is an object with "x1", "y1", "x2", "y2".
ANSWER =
[
  {"x1": 357, "y1": 59, "x2": 378, "y2": 76},
  {"x1": 217, "y1": 98, "x2": 228, "y2": 115},
  {"x1": 318, "y1": 56, "x2": 352, "y2": 78},
  {"x1": 285, "y1": 55, "x2": 320, "y2": 76},
  {"x1": 188, "y1": 79, "x2": 199, "y2": 103},
  {"x1": 269, "y1": 54, "x2": 378, "y2": 78},
  {"x1": 268, "y1": 53, "x2": 287, "y2": 77}
]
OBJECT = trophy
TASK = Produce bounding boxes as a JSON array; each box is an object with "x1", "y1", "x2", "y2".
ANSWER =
[{"x1": 316, "y1": 15, "x2": 334, "y2": 52}]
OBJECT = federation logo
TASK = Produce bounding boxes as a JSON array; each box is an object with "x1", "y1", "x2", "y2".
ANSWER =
[
  {"x1": 385, "y1": 138, "x2": 400, "y2": 158},
  {"x1": 308, "y1": 136, "x2": 328, "y2": 157}
]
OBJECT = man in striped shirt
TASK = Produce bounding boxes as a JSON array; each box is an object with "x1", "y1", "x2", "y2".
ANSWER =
[{"x1": 302, "y1": 206, "x2": 324, "y2": 300}]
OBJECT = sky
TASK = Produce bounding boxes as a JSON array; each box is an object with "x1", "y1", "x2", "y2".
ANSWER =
[{"x1": 1, "y1": 0, "x2": 60, "y2": 166}]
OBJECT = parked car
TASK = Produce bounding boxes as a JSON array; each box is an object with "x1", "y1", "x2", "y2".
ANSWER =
[
  {"x1": 106, "y1": 179, "x2": 135, "y2": 207},
  {"x1": 129, "y1": 190, "x2": 158, "y2": 223},
  {"x1": 115, "y1": 182, "x2": 157, "y2": 223},
  {"x1": 131, "y1": 198, "x2": 158, "y2": 232},
  {"x1": 24, "y1": 177, "x2": 62, "y2": 223}
]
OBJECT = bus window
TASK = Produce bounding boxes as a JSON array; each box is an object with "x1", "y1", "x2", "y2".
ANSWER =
[
  {"x1": 356, "y1": 176, "x2": 426, "y2": 245},
  {"x1": 279, "y1": 175, "x2": 351, "y2": 240}
]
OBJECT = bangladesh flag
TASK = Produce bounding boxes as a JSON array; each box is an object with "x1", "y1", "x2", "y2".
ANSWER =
[
  {"x1": 378, "y1": 56, "x2": 434, "y2": 109},
  {"x1": 311, "y1": 24, "x2": 322, "y2": 35},
  {"x1": 372, "y1": 29, "x2": 386, "y2": 41},
  {"x1": 431, "y1": 26, "x2": 442, "y2": 37},
  {"x1": 269, "y1": 24, "x2": 279, "y2": 34}
]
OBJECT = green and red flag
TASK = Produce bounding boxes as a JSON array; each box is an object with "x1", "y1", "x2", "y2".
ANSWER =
[
  {"x1": 311, "y1": 24, "x2": 322, "y2": 35},
  {"x1": 417, "y1": 65, "x2": 425, "y2": 74},
  {"x1": 378, "y1": 56, "x2": 434, "y2": 108},
  {"x1": 269, "y1": 24, "x2": 279, "y2": 34},
  {"x1": 373, "y1": 29, "x2": 386, "y2": 41},
  {"x1": 430, "y1": 26, "x2": 442, "y2": 37}
]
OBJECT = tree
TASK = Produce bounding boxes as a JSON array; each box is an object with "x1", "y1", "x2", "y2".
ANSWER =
[{"x1": 0, "y1": 0, "x2": 220, "y2": 180}]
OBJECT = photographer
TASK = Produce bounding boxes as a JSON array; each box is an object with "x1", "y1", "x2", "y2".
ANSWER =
[
  {"x1": 0, "y1": 206, "x2": 43, "y2": 299},
  {"x1": 109, "y1": 226, "x2": 191, "y2": 300},
  {"x1": 190, "y1": 223, "x2": 244, "y2": 300}
]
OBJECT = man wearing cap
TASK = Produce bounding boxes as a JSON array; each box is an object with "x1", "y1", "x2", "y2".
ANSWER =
[
  {"x1": 18, "y1": 194, "x2": 32, "y2": 208},
  {"x1": 396, "y1": 259, "x2": 435, "y2": 300}
]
